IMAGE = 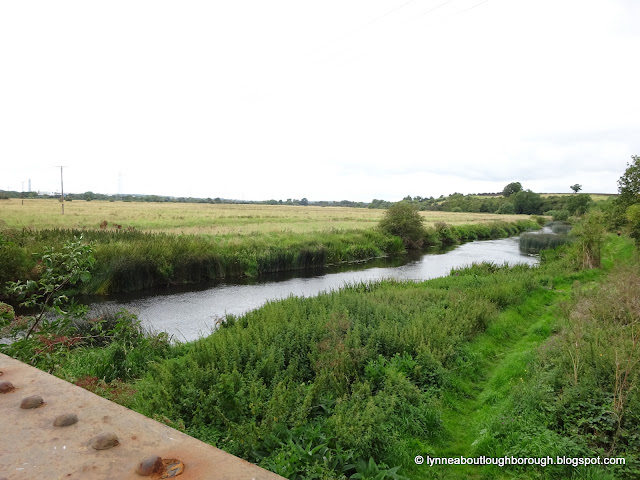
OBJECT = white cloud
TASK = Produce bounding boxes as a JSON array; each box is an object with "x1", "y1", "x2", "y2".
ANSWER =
[{"x1": 1, "y1": 0, "x2": 638, "y2": 200}]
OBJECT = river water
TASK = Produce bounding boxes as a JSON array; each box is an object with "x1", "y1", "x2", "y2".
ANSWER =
[{"x1": 88, "y1": 236, "x2": 538, "y2": 342}]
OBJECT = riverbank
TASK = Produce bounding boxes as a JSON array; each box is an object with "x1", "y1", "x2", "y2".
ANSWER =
[
  {"x1": 41, "y1": 232, "x2": 636, "y2": 479},
  {"x1": 86, "y1": 235, "x2": 538, "y2": 342},
  {"x1": 0, "y1": 218, "x2": 538, "y2": 295},
  {"x1": 3, "y1": 220, "x2": 638, "y2": 478}
]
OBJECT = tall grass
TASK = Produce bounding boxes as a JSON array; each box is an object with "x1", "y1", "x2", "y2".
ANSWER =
[{"x1": 547, "y1": 220, "x2": 572, "y2": 234}]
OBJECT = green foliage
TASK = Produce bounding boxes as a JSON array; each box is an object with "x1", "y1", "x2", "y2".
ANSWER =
[
  {"x1": 495, "y1": 202, "x2": 515, "y2": 214},
  {"x1": 433, "y1": 221, "x2": 456, "y2": 246},
  {"x1": 567, "y1": 193, "x2": 594, "y2": 216},
  {"x1": 378, "y1": 202, "x2": 426, "y2": 249},
  {"x1": 0, "y1": 302, "x2": 14, "y2": 322},
  {"x1": 351, "y1": 457, "x2": 409, "y2": 480},
  {"x1": 626, "y1": 203, "x2": 640, "y2": 246},
  {"x1": 58, "y1": 309, "x2": 171, "y2": 383},
  {"x1": 502, "y1": 182, "x2": 523, "y2": 197},
  {"x1": 0, "y1": 237, "x2": 170, "y2": 385},
  {"x1": 0, "y1": 228, "x2": 404, "y2": 294},
  {"x1": 131, "y1": 259, "x2": 545, "y2": 478},
  {"x1": 571, "y1": 183, "x2": 583, "y2": 193},
  {"x1": 617, "y1": 155, "x2": 640, "y2": 209},
  {"x1": 4, "y1": 235, "x2": 95, "y2": 339},
  {"x1": 512, "y1": 190, "x2": 543, "y2": 215},
  {"x1": 482, "y1": 265, "x2": 640, "y2": 479},
  {"x1": 531, "y1": 215, "x2": 547, "y2": 227},
  {"x1": 572, "y1": 210, "x2": 607, "y2": 268},
  {"x1": 547, "y1": 209, "x2": 570, "y2": 221},
  {"x1": 0, "y1": 232, "x2": 33, "y2": 294}
]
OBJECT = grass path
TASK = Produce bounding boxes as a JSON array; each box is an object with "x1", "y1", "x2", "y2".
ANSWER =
[
  {"x1": 408, "y1": 272, "x2": 601, "y2": 479},
  {"x1": 401, "y1": 236, "x2": 632, "y2": 479}
]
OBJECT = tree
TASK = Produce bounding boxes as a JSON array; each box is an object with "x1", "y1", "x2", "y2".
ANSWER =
[
  {"x1": 378, "y1": 202, "x2": 425, "y2": 249},
  {"x1": 502, "y1": 182, "x2": 523, "y2": 197},
  {"x1": 566, "y1": 193, "x2": 593, "y2": 216},
  {"x1": 570, "y1": 184, "x2": 582, "y2": 193},
  {"x1": 512, "y1": 190, "x2": 543, "y2": 215},
  {"x1": 617, "y1": 155, "x2": 640, "y2": 209},
  {"x1": 495, "y1": 202, "x2": 515, "y2": 214}
]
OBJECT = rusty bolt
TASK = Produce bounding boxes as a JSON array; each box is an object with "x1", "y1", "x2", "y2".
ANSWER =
[
  {"x1": 161, "y1": 459, "x2": 185, "y2": 478},
  {"x1": 54, "y1": 413, "x2": 78, "y2": 427},
  {"x1": 20, "y1": 395, "x2": 44, "y2": 409},
  {"x1": 0, "y1": 381, "x2": 14, "y2": 393},
  {"x1": 91, "y1": 432, "x2": 119, "y2": 450},
  {"x1": 135, "y1": 456, "x2": 163, "y2": 476}
]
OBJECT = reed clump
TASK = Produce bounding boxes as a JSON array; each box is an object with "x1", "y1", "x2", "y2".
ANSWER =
[
  {"x1": 548, "y1": 221, "x2": 572, "y2": 234},
  {"x1": 519, "y1": 232, "x2": 573, "y2": 254}
]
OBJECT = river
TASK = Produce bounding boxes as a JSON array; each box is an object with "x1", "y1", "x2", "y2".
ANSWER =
[{"x1": 88, "y1": 236, "x2": 538, "y2": 342}]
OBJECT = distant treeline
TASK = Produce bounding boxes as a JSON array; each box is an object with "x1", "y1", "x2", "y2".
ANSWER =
[
  {"x1": 0, "y1": 190, "x2": 369, "y2": 208},
  {"x1": 398, "y1": 191, "x2": 599, "y2": 216},
  {"x1": 0, "y1": 189, "x2": 612, "y2": 217}
]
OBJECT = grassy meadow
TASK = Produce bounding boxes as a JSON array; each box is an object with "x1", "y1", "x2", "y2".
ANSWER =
[{"x1": 1, "y1": 198, "x2": 531, "y2": 234}]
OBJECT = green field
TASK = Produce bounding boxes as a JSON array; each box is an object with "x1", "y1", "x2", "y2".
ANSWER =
[{"x1": 0, "y1": 199, "x2": 532, "y2": 234}]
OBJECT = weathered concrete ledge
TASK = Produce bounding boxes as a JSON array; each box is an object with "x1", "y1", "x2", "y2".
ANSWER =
[{"x1": 0, "y1": 353, "x2": 285, "y2": 479}]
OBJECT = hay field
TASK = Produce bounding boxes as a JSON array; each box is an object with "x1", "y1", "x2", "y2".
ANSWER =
[{"x1": 0, "y1": 199, "x2": 530, "y2": 235}]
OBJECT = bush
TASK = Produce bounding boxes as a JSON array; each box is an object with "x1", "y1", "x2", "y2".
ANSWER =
[
  {"x1": 626, "y1": 203, "x2": 640, "y2": 246},
  {"x1": 378, "y1": 202, "x2": 426, "y2": 249},
  {"x1": 571, "y1": 210, "x2": 607, "y2": 268},
  {"x1": 546, "y1": 209, "x2": 570, "y2": 222}
]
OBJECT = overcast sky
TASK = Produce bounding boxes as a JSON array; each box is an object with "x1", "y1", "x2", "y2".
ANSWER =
[{"x1": 2, "y1": 0, "x2": 639, "y2": 201}]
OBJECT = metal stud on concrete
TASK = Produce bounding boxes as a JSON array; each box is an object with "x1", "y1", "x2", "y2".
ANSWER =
[
  {"x1": 0, "y1": 381, "x2": 14, "y2": 393},
  {"x1": 19, "y1": 395, "x2": 43, "y2": 409}
]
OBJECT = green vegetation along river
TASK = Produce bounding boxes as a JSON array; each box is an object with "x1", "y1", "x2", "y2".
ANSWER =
[{"x1": 89, "y1": 235, "x2": 538, "y2": 341}]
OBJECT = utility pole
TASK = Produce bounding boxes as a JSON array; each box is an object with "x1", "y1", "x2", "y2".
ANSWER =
[
  {"x1": 21, "y1": 181, "x2": 24, "y2": 205},
  {"x1": 55, "y1": 166, "x2": 67, "y2": 214}
]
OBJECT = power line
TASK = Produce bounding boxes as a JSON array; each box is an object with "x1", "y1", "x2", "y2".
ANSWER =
[
  {"x1": 419, "y1": 0, "x2": 459, "y2": 17},
  {"x1": 451, "y1": 0, "x2": 492, "y2": 16},
  {"x1": 54, "y1": 166, "x2": 68, "y2": 215}
]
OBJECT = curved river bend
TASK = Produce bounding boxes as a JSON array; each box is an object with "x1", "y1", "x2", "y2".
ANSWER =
[{"x1": 89, "y1": 236, "x2": 538, "y2": 342}]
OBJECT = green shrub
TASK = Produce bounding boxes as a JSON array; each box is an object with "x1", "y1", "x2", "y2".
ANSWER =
[
  {"x1": 378, "y1": 202, "x2": 426, "y2": 249},
  {"x1": 547, "y1": 209, "x2": 570, "y2": 221}
]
